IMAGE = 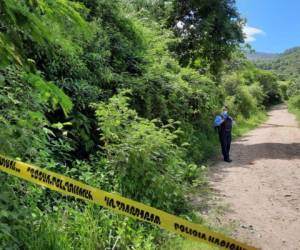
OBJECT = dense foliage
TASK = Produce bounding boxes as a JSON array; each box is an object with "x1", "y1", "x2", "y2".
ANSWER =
[
  {"x1": 0, "y1": 0, "x2": 282, "y2": 249},
  {"x1": 168, "y1": 0, "x2": 244, "y2": 75},
  {"x1": 253, "y1": 47, "x2": 300, "y2": 81},
  {"x1": 252, "y1": 47, "x2": 300, "y2": 120}
]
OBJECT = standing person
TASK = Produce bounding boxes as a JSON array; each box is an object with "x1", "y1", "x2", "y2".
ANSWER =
[{"x1": 214, "y1": 106, "x2": 233, "y2": 162}]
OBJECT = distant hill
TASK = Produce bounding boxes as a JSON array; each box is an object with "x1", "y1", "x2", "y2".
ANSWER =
[
  {"x1": 249, "y1": 47, "x2": 300, "y2": 80},
  {"x1": 247, "y1": 52, "x2": 280, "y2": 61}
]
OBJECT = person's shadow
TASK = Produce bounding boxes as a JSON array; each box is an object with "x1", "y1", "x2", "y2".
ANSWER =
[{"x1": 231, "y1": 142, "x2": 300, "y2": 166}]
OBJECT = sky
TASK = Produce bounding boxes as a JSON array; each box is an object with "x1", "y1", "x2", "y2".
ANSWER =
[{"x1": 236, "y1": 0, "x2": 300, "y2": 53}]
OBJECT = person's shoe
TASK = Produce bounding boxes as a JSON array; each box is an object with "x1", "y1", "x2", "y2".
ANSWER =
[{"x1": 224, "y1": 159, "x2": 232, "y2": 163}]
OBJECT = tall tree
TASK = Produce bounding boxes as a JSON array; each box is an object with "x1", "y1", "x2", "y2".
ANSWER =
[{"x1": 169, "y1": 0, "x2": 244, "y2": 76}]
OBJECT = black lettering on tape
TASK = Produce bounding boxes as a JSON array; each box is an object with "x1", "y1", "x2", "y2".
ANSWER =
[
  {"x1": 109, "y1": 198, "x2": 116, "y2": 208},
  {"x1": 55, "y1": 178, "x2": 60, "y2": 188},
  {"x1": 59, "y1": 179, "x2": 65, "y2": 190},
  {"x1": 220, "y1": 240, "x2": 226, "y2": 247},
  {"x1": 64, "y1": 183, "x2": 92, "y2": 200},
  {"x1": 150, "y1": 214, "x2": 154, "y2": 222},
  {"x1": 139, "y1": 209, "x2": 144, "y2": 219},
  {"x1": 120, "y1": 202, "x2": 125, "y2": 211},
  {"x1": 0, "y1": 157, "x2": 20, "y2": 173},
  {"x1": 104, "y1": 196, "x2": 109, "y2": 206},
  {"x1": 144, "y1": 212, "x2": 150, "y2": 221},
  {"x1": 108, "y1": 198, "x2": 161, "y2": 225},
  {"x1": 130, "y1": 206, "x2": 136, "y2": 216},
  {"x1": 154, "y1": 216, "x2": 160, "y2": 225},
  {"x1": 230, "y1": 243, "x2": 236, "y2": 250},
  {"x1": 79, "y1": 187, "x2": 84, "y2": 197},
  {"x1": 174, "y1": 223, "x2": 207, "y2": 241},
  {"x1": 135, "y1": 207, "x2": 140, "y2": 217},
  {"x1": 0, "y1": 156, "x2": 256, "y2": 250},
  {"x1": 38, "y1": 171, "x2": 43, "y2": 181}
]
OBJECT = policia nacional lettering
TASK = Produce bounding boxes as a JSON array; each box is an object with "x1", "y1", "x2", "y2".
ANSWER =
[
  {"x1": 105, "y1": 197, "x2": 161, "y2": 225},
  {"x1": 0, "y1": 154, "x2": 257, "y2": 250},
  {"x1": 26, "y1": 167, "x2": 93, "y2": 201},
  {"x1": 0, "y1": 156, "x2": 20, "y2": 173},
  {"x1": 174, "y1": 223, "x2": 248, "y2": 250}
]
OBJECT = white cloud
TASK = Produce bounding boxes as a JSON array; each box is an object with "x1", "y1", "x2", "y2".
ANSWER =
[{"x1": 243, "y1": 26, "x2": 265, "y2": 42}]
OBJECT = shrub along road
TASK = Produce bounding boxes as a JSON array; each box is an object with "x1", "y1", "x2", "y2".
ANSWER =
[{"x1": 210, "y1": 104, "x2": 300, "y2": 250}]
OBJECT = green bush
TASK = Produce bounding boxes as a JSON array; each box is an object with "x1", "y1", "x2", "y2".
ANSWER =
[
  {"x1": 254, "y1": 69, "x2": 282, "y2": 105},
  {"x1": 248, "y1": 82, "x2": 265, "y2": 107},
  {"x1": 278, "y1": 81, "x2": 289, "y2": 100},
  {"x1": 288, "y1": 95, "x2": 300, "y2": 125},
  {"x1": 223, "y1": 72, "x2": 245, "y2": 96},
  {"x1": 224, "y1": 95, "x2": 238, "y2": 116},
  {"x1": 95, "y1": 91, "x2": 190, "y2": 213},
  {"x1": 0, "y1": 0, "x2": 282, "y2": 249},
  {"x1": 235, "y1": 85, "x2": 258, "y2": 118},
  {"x1": 289, "y1": 95, "x2": 300, "y2": 109},
  {"x1": 287, "y1": 79, "x2": 300, "y2": 97},
  {"x1": 224, "y1": 85, "x2": 258, "y2": 119}
]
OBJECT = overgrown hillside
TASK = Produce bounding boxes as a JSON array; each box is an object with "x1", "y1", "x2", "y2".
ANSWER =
[
  {"x1": 247, "y1": 52, "x2": 279, "y2": 61},
  {"x1": 253, "y1": 47, "x2": 300, "y2": 80},
  {"x1": 0, "y1": 1, "x2": 283, "y2": 249},
  {"x1": 251, "y1": 47, "x2": 300, "y2": 123}
]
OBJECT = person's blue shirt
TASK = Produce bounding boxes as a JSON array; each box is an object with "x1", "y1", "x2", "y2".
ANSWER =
[
  {"x1": 214, "y1": 112, "x2": 233, "y2": 127},
  {"x1": 214, "y1": 115, "x2": 223, "y2": 127}
]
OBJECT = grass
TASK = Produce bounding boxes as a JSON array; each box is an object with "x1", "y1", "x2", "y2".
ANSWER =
[
  {"x1": 288, "y1": 97, "x2": 300, "y2": 126},
  {"x1": 23, "y1": 110, "x2": 269, "y2": 250},
  {"x1": 163, "y1": 239, "x2": 219, "y2": 250},
  {"x1": 232, "y1": 111, "x2": 267, "y2": 138},
  {"x1": 292, "y1": 108, "x2": 300, "y2": 125}
]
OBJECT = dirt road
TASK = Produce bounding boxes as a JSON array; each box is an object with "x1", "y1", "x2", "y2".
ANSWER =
[{"x1": 210, "y1": 104, "x2": 300, "y2": 250}]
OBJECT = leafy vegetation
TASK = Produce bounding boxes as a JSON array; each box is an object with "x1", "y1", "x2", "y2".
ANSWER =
[
  {"x1": 251, "y1": 47, "x2": 300, "y2": 123},
  {"x1": 253, "y1": 47, "x2": 300, "y2": 81},
  {"x1": 288, "y1": 95, "x2": 300, "y2": 125},
  {"x1": 0, "y1": 0, "x2": 283, "y2": 249},
  {"x1": 167, "y1": 0, "x2": 244, "y2": 75}
]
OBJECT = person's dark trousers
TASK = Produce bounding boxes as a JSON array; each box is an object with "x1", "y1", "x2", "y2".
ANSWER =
[{"x1": 218, "y1": 131, "x2": 232, "y2": 161}]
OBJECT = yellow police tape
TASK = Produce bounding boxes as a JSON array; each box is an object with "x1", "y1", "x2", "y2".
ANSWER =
[{"x1": 0, "y1": 154, "x2": 258, "y2": 250}]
